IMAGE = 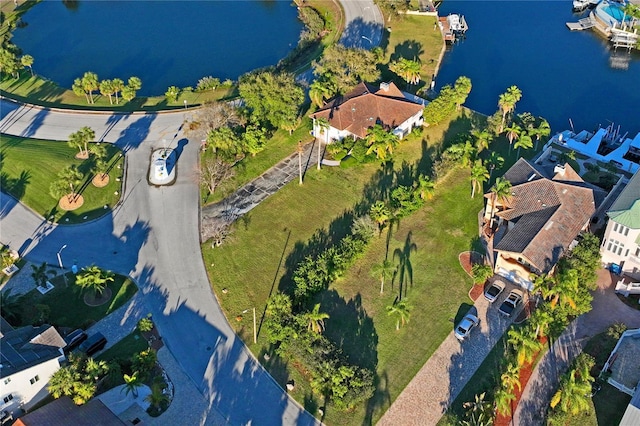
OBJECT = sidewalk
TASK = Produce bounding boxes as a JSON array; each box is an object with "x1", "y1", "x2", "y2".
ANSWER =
[{"x1": 513, "y1": 269, "x2": 640, "y2": 425}]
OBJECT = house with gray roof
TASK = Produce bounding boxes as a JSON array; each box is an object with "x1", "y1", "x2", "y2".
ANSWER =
[
  {"x1": 483, "y1": 158, "x2": 606, "y2": 289},
  {"x1": 0, "y1": 324, "x2": 66, "y2": 416},
  {"x1": 601, "y1": 169, "x2": 640, "y2": 280}
]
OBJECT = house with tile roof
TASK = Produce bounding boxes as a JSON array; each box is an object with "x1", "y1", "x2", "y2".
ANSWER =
[
  {"x1": 483, "y1": 158, "x2": 606, "y2": 290},
  {"x1": 13, "y1": 396, "x2": 126, "y2": 426},
  {"x1": 309, "y1": 82, "x2": 425, "y2": 144},
  {"x1": 601, "y1": 169, "x2": 640, "y2": 279},
  {"x1": 0, "y1": 324, "x2": 66, "y2": 416}
]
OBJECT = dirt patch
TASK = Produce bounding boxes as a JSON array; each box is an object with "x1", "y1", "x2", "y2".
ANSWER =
[
  {"x1": 83, "y1": 287, "x2": 113, "y2": 307},
  {"x1": 92, "y1": 174, "x2": 110, "y2": 187},
  {"x1": 469, "y1": 283, "x2": 484, "y2": 302},
  {"x1": 59, "y1": 194, "x2": 84, "y2": 211},
  {"x1": 74, "y1": 152, "x2": 89, "y2": 160}
]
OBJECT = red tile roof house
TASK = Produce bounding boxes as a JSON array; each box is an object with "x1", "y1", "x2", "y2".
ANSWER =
[
  {"x1": 309, "y1": 82, "x2": 425, "y2": 144},
  {"x1": 483, "y1": 158, "x2": 607, "y2": 290}
]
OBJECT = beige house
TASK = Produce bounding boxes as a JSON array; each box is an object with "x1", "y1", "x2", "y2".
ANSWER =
[
  {"x1": 309, "y1": 82, "x2": 425, "y2": 144},
  {"x1": 484, "y1": 158, "x2": 605, "y2": 290},
  {"x1": 0, "y1": 324, "x2": 66, "y2": 416},
  {"x1": 601, "y1": 169, "x2": 640, "y2": 279}
]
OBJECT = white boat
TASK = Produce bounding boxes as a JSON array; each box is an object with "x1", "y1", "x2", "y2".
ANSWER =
[{"x1": 573, "y1": 0, "x2": 599, "y2": 11}]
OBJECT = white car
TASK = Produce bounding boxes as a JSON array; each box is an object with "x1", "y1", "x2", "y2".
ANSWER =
[
  {"x1": 498, "y1": 289, "x2": 524, "y2": 317},
  {"x1": 455, "y1": 313, "x2": 480, "y2": 341},
  {"x1": 484, "y1": 280, "x2": 506, "y2": 303}
]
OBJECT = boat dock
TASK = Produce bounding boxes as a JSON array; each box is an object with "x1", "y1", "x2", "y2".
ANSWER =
[
  {"x1": 566, "y1": 16, "x2": 596, "y2": 30},
  {"x1": 439, "y1": 14, "x2": 468, "y2": 42}
]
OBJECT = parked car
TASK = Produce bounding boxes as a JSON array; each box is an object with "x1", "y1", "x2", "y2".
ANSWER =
[
  {"x1": 484, "y1": 280, "x2": 506, "y2": 303},
  {"x1": 498, "y1": 289, "x2": 524, "y2": 317},
  {"x1": 454, "y1": 313, "x2": 480, "y2": 341},
  {"x1": 63, "y1": 329, "x2": 87, "y2": 353},
  {"x1": 77, "y1": 332, "x2": 107, "y2": 356}
]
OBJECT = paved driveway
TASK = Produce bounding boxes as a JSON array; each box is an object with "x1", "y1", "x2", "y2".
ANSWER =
[{"x1": 378, "y1": 280, "x2": 521, "y2": 425}]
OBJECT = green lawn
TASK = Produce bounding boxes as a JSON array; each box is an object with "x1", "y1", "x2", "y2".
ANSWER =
[
  {"x1": 18, "y1": 272, "x2": 137, "y2": 329},
  {"x1": 97, "y1": 329, "x2": 148, "y2": 364},
  {"x1": 203, "y1": 110, "x2": 515, "y2": 425},
  {"x1": 0, "y1": 135, "x2": 124, "y2": 223}
]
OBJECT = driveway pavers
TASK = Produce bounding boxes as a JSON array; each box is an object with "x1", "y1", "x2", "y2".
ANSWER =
[{"x1": 378, "y1": 285, "x2": 519, "y2": 425}]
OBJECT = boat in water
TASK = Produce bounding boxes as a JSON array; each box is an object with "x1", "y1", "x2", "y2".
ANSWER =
[
  {"x1": 438, "y1": 13, "x2": 469, "y2": 43},
  {"x1": 573, "y1": 0, "x2": 599, "y2": 12}
]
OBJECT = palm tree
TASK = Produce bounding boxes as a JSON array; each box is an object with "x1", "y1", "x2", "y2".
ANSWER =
[
  {"x1": 111, "y1": 78, "x2": 124, "y2": 104},
  {"x1": 99, "y1": 79, "x2": 115, "y2": 105},
  {"x1": 453, "y1": 76, "x2": 473, "y2": 110},
  {"x1": 20, "y1": 54, "x2": 34, "y2": 76},
  {"x1": 386, "y1": 299, "x2": 411, "y2": 330},
  {"x1": 471, "y1": 264, "x2": 493, "y2": 284},
  {"x1": 486, "y1": 151, "x2": 504, "y2": 181},
  {"x1": 470, "y1": 160, "x2": 489, "y2": 198},
  {"x1": 504, "y1": 123, "x2": 521, "y2": 153},
  {"x1": 471, "y1": 128, "x2": 493, "y2": 153},
  {"x1": 72, "y1": 78, "x2": 89, "y2": 103},
  {"x1": 123, "y1": 372, "x2": 143, "y2": 398},
  {"x1": 461, "y1": 392, "x2": 492, "y2": 426},
  {"x1": 530, "y1": 304, "x2": 553, "y2": 338},
  {"x1": 81, "y1": 71, "x2": 99, "y2": 104},
  {"x1": 514, "y1": 133, "x2": 533, "y2": 158},
  {"x1": 369, "y1": 201, "x2": 391, "y2": 233},
  {"x1": 415, "y1": 174, "x2": 435, "y2": 200},
  {"x1": 48, "y1": 366, "x2": 78, "y2": 399},
  {"x1": 389, "y1": 57, "x2": 421, "y2": 88},
  {"x1": 508, "y1": 324, "x2": 543, "y2": 365},
  {"x1": 498, "y1": 85, "x2": 522, "y2": 133},
  {"x1": 489, "y1": 177, "x2": 512, "y2": 226},
  {"x1": 316, "y1": 117, "x2": 331, "y2": 144},
  {"x1": 51, "y1": 165, "x2": 84, "y2": 203},
  {"x1": 31, "y1": 261, "x2": 56, "y2": 288},
  {"x1": 370, "y1": 259, "x2": 397, "y2": 294},
  {"x1": 494, "y1": 386, "x2": 516, "y2": 417},
  {"x1": 68, "y1": 126, "x2": 95, "y2": 158},
  {"x1": 530, "y1": 118, "x2": 551, "y2": 150},
  {"x1": 84, "y1": 358, "x2": 109, "y2": 381},
  {"x1": 145, "y1": 381, "x2": 170, "y2": 412},
  {"x1": 365, "y1": 124, "x2": 399, "y2": 161},
  {"x1": 500, "y1": 361, "x2": 522, "y2": 393},
  {"x1": 75, "y1": 265, "x2": 114, "y2": 298},
  {"x1": 304, "y1": 303, "x2": 329, "y2": 334},
  {"x1": 550, "y1": 370, "x2": 592, "y2": 414}
]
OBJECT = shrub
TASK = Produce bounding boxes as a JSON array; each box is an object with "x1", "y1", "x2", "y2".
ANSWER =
[
  {"x1": 137, "y1": 315, "x2": 154, "y2": 333},
  {"x1": 196, "y1": 76, "x2": 220, "y2": 92},
  {"x1": 132, "y1": 348, "x2": 157, "y2": 380},
  {"x1": 607, "y1": 322, "x2": 627, "y2": 340}
]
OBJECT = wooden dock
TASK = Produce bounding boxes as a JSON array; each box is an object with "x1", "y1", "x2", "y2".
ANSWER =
[{"x1": 566, "y1": 16, "x2": 595, "y2": 31}]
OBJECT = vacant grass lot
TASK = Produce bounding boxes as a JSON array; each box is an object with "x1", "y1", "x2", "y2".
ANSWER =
[
  {"x1": 203, "y1": 110, "x2": 508, "y2": 425},
  {"x1": 18, "y1": 272, "x2": 137, "y2": 329},
  {"x1": 0, "y1": 135, "x2": 123, "y2": 223}
]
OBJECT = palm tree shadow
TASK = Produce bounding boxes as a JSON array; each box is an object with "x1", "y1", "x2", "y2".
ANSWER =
[{"x1": 393, "y1": 231, "x2": 417, "y2": 300}]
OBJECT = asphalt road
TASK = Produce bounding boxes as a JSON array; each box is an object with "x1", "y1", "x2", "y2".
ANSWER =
[{"x1": 0, "y1": 1, "x2": 385, "y2": 424}]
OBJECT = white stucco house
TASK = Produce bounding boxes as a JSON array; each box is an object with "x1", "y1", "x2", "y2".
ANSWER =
[
  {"x1": 0, "y1": 322, "x2": 66, "y2": 417},
  {"x1": 309, "y1": 82, "x2": 425, "y2": 144},
  {"x1": 601, "y1": 169, "x2": 640, "y2": 279}
]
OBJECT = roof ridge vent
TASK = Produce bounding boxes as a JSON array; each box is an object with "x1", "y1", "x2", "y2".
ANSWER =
[{"x1": 527, "y1": 173, "x2": 537, "y2": 181}]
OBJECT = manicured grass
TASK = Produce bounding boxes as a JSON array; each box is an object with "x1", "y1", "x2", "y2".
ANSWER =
[
  {"x1": 97, "y1": 329, "x2": 148, "y2": 364},
  {"x1": 203, "y1": 110, "x2": 507, "y2": 425},
  {"x1": 382, "y1": 14, "x2": 444, "y2": 91},
  {"x1": 0, "y1": 135, "x2": 123, "y2": 223},
  {"x1": 18, "y1": 272, "x2": 137, "y2": 329}
]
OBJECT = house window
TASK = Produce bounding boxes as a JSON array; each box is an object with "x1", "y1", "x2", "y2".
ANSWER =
[
  {"x1": 3, "y1": 394, "x2": 13, "y2": 404},
  {"x1": 615, "y1": 223, "x2": 630, "y2": 236},
  {"x1": 609, "y1": 239, "x2": 624, "y2": 255},
  {"x1": 3, "y1": 378, "x2": 10, "y2": 385},
  {"x1": 614, "y1": 223, "x2": 619, "y2": 232},
  {"x1": 29, "y1": 375, "x2": 40, "y2": 385},
  {"x1": 635, "y1": 247, "x2": 640, "y2": 257}
]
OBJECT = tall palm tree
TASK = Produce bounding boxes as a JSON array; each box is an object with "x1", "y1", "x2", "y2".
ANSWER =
[
  {"x1": 111, "y1": 78, "x2": 124, "y2": 104},
  {"x1": 81, "y1": 71, "x2": 99, "y2": 104},
  {"x1": 370, "y1": 259, "x2": 397, "y2": 294},
  {"x1": 20, "y1": 54, "x2": 34, "y2": 76},
  {"x1": 99, "y1": 79, "x2": 115, "y2": 105},
  {"x1": 365, "y1": 124, "x2": 399, "y2": 161},
  {"x1": 415, "y1": 174, "x2": 435, "y2": 200},
  {"x1": 68, "y1": 126, "x2": 95, "y2": 158},
  {"x1": 305, "y1": 303, "x2": 329, "y2": 334},
  {"x1": 550, "y1": 370, "x2": 592, "y2": 414},
  {"x1": 514, "y1": 133, "x2": 533, "y2": 158},
  {"x1": 508, "y1": 324, "x2": 543, "y2": 366},
  {"x1": 389, "y1": 57, "x2": 422, "y2": 89},
  {"x1": 530, "y1": 304, "x2": 554, "y2": 338},
  {"x1": 72, "y1": 77, "x2": 89, "y2": 103},
  {"x1": 123, "y1": 372, "x2": 143, "y2": 398},
  {"x1": 471, "y1": 128, "x2": 493, "y2": 153},
  {"x1": 486, "y1": 152, "x2": 504, "y2": 181},
  {"x1": 31, "y1": 261, "x2": 56, "y2": 288},
  {"x1": 470, "y1": 160, "x2": 489, "y2": 199},
  {"x1": 55, "y1": 165, "x2": 84, "y2": 203},
  {"x1": 489, "y1": 177, "x2": 512, "y2": 226},
  {"x1": 369, "y1": 201, "x2": 391, "y2": 234},
  {"x1": 500, "y1": 361, "x2": 522, "y2": 393},
  {"x1": 530, "y1": 118, "x2": 551, "y2": 150},
  {"x1": 75, "y1": 265, "x2": 114, "y2": 298},
  {"x1": 504, "y1": 123, "x2": 521, "y2": 153},
  {"x1": 386, "y1": 299, "x2": 411, "y2": 330},
  {"x1": 145, "y1": 381, "x2": 170, "y2": 411},
  {"x1": 498, "y1": 85, "x2": 522, "y2": 133}
]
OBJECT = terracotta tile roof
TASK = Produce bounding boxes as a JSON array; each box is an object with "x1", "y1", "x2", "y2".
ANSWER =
[
  {"x1": 14, "y1": 396, "x2": 126, "y2": 426},
  {"x1": 491, "y1": 159, "x2": 600, "y2": 273},
  {"x1": 309, "y1": 82, "x2": 424, "y2": 139}
]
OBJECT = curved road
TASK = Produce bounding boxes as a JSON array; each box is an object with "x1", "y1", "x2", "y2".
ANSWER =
[{"x1": 0, "y1": 2, "x2": 384, "y2": 425}]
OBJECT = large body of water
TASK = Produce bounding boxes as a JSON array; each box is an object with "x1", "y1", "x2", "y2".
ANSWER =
[
  {"x1": 436, "y1": 1, "x2": 640, "y2": 135},
  {"x1": 12, "y1": 0, "x2": 303, "y2": 96}
]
